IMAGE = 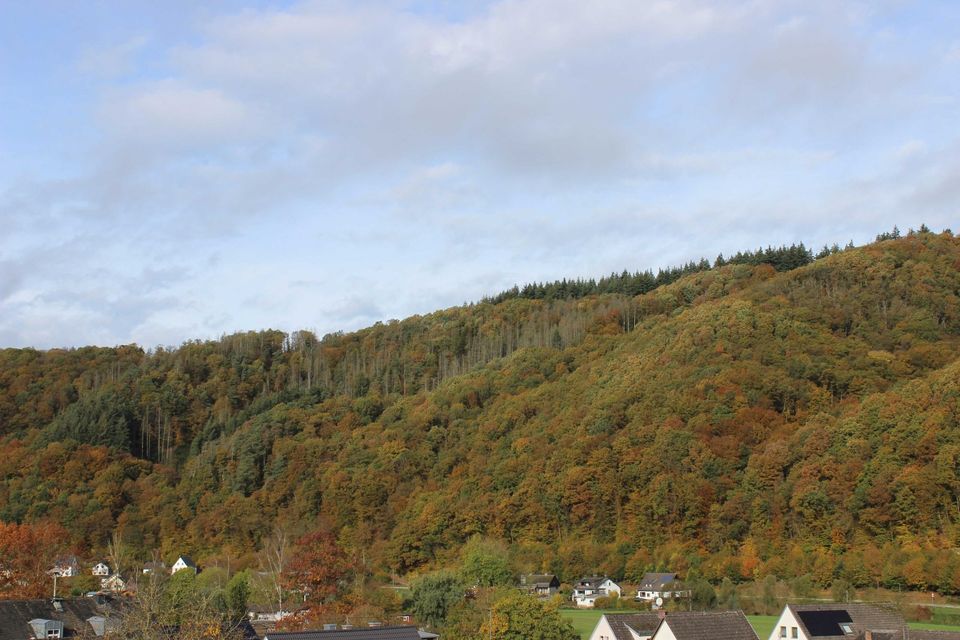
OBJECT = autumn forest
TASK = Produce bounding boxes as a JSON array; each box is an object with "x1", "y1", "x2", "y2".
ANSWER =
[{"x1": 1, "y1": 228, "x2": 959, "y2": 610}]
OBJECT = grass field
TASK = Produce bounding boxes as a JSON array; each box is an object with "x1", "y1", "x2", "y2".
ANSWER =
[{"x1": 558, "y1": 610, "x2": 960, "y2": 640}]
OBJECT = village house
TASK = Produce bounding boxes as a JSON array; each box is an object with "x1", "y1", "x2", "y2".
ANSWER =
[
  {"x1": 591, "y1": 610, "x2": 758, "y2": 640},
  {"x1": 766, "y1": 603, "x2": 960, "y2": 640},
  {"x1": 171, "y1": 555, "x2": 197, "y2": 575},
  {"x1": 652, "y1": 610, "x2": 758, "y2": 640},
  {"x1": 99, "y1": 573, "x2": 126, "y2": 593},
  {"x1": 142, "y1": 560, "x2": 167, "y2": 574},
  {"x1": 91, "y1": 562, "x2": 110, "y2": 577},
  {"x1": 519, "y1": 574, "x2": 561, "y2": 597},
  {"x1": 572, "y1": 576, "x2": 621, "y2": 608},
  {"x1": 48, "y1": 557, "x2": 80, "y2": 579},
  {"x1": 769, "y1": 603, "x2": 908, "y2": 640},
  {"x1": 589, "y1": 612, "x2": 662, "y2": 640},
  {"x1": 635, "y1": 573, "x2": 690, "y2": 607}
]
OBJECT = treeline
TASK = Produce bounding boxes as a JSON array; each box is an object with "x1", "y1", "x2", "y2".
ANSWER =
[{"x1": 486, "y1": 242, "x2": 816, "y2": 304}]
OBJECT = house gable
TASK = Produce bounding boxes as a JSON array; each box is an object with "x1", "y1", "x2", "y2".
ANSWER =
[
  {"x1": 655, "y1": 610, "x2": 759, "y2": 640},
  {"x1": 590, "y1": 613, "x2": 663, "y2": 640}
]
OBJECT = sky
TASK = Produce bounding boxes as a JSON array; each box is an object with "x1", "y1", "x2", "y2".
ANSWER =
[{"x1": 1, "y1": 0, "x2": 958, "y2": 349}]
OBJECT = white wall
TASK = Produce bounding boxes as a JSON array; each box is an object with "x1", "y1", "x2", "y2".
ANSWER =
[
  {"x1": 770, "y1": 607, "x2": 806, "y2": 640},
  {"x1": 590, "y1": 615, "x2": 618, "y2": 640}
]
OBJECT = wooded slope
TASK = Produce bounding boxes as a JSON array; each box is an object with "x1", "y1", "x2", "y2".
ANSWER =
[{"x1": 1, "y1": 231, "x2": 958, "y2": 591}]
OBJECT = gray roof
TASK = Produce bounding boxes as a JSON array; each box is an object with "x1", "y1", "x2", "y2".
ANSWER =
[
  {"x1": 787, "y1": 603, "x2": 906, "y2": 640},
  {"x1": 0, "y1": 596, "x2": 120, "y2": 640},
  {"x1": 265, "y1": 626, "x2": 423, "y2": 640},
  {"x1": 603, "y1": 613, "x2": 664, "y2": 640},
  {"x1": 577, "y1": 576, "x2": 611, "y2": 586},
  {"x1": 521, "y1": 574, "x2": 559, "y2": 588},
  {"x1": 639, "y1": 573, "x2": 680, "y2": 590},
  {"x1": 658, "y1": 610, "x2": 758, "y2": 640}
]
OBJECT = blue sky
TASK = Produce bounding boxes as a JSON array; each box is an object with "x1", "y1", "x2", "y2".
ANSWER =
[{"x1": 1, "y1": 0, "x2": 958, "y2": 348}]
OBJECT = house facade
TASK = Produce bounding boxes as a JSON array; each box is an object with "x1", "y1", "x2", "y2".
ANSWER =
[
  {"x1": 572, "y1": 576, "x2": 621, "y2": 608},
  {"x1": 171, "y1": 556, "x2": 197, "y2": 575},
  {"x1": 49, "y1": 557, "x2": 80, "y2": 579},
  {"x1": 100, "y1": 573, "x2": 126, "y2": 593},
  {"x1": 91, "y1": 563, "x2": 110, "y2": 577},
  {"x1": 769, "y1": 604, "x2": 907, "y2": 640},
  {"x1": 519, "y1": 574, "x2": 560, "y2": 597},
  {"x1": 635, "y1": 573, "x2": 690, "y2": 606}
]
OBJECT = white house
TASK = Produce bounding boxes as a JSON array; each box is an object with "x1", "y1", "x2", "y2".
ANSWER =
[
  {"x1": 49, "y1": 557, "x2": 80, "y2": 578},
  {"x1": 651, "y1": 610, "x2": 758, "y2": 640},
  {"x1": 91, "y1": 562, "x2": 110, "y2": 577},
  {"x1": 589, "y1": 612, "x2": 662, "y2": 640},
  {"x1": 171, "y1": 556, "x2": 197, "y2": 575},
  {"x1": 635, "y1": 573, "x2": 690, "y2": 606},
  {"x1": 101, "y1": 573, "x2": 126, "y2": 592},
  {"x1": 768, "y1": 604, "x2": 906, "y2": 640},
  {"x1": 572, "y1": 576, "x2": 622, "y2": 608}
]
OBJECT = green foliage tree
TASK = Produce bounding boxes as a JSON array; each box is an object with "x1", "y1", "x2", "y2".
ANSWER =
[
  {"x1": 410, "y1": 571, "x2": 465, "y2": 629},
  {"x1": 478, "y1": 591, "x2": 578, "y2": 640},
  {"x1": 688, "y1": 577, "x2": 717, "y2": 609},
  {"x1": 461, "y1": 536, "x2": 513, "y2": 587},
  {"x1": 226, "y1": 570, "x2": 252, "y2": 621}
]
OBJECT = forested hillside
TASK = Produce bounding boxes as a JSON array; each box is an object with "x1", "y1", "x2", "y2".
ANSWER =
[{"x1": 1, "y1": 230, "x2": 959, "y2": 595}]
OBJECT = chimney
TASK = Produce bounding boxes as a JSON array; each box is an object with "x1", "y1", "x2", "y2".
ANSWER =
[{"x1": 658, "y1": 610, "x2": 667, "y2": 620}]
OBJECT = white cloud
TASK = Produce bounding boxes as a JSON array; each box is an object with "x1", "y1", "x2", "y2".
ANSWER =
[{"x1": 1, "y1": 0, "x2": 958, "y2": 348}]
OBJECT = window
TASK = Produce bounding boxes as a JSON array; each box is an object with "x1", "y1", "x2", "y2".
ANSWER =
[
  {"x1": 780, "y1": 626, "x2": 787, "y2": 638},
  {"x1": 841, "y1": 625, "x2": 853, "y2": 635},
  {"x1": 792, "y1": 628, "x2": 798, "y2": 638},
  {"x1": 47, "y1": 630, "x2": 61, "y2": 639}
]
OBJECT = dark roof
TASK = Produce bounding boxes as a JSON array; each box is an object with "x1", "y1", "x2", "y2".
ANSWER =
[
  {"x1": 578, "y1": 576, "x2": 610, "y2": 586},
  {"x1": 658, "y1": 610, "x2": 758, "y2": 640},
  {"x1": 0, "y1": 596, "x2": 120, "y2": 640},
  {"x1": 175, "y1": 555, "x2": 197, "y2": 567},
  {"x1": 797, "y1": 611, "x2": 854, "y2": 637},
  {"x1": 603, "y1": 613, "x2": 663, "y2": 640},
  {"x1": 265, "y1": 626, "x2": 423, "y2": 640},
  {"x1": 639, "y1": 573, "x2": 679, "y2": 590},
  {"x1": 788, "y1": 604, "x2": 906, "y2": 640}
]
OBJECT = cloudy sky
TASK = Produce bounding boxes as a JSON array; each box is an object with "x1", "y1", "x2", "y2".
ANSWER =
[{"x1": 1, "y1": 0, "x2": 958, "y2": 348}]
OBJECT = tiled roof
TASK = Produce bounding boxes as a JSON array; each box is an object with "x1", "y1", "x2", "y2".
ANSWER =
[
  {"x1": 639, "y1": 573, "x2": 679, "y2": 590},
  {"x1": 521, "y1": 574, "x2": 558, "y2": 586},
  {"x1": 265, "y1": 626, "x2": 423, "y2": 640},
  {"x1": 659, "y1": 610, "x2": 758, "y2": 640},
  {"x1": 603, "y1": 613, "x2": 663, "y2": 640},
  {"x1": 0, "y1": 596, "x2": 119, "y2": 640},
  {"x1": 788, "y1": 603, "x2": 906, "y2": 640}
]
